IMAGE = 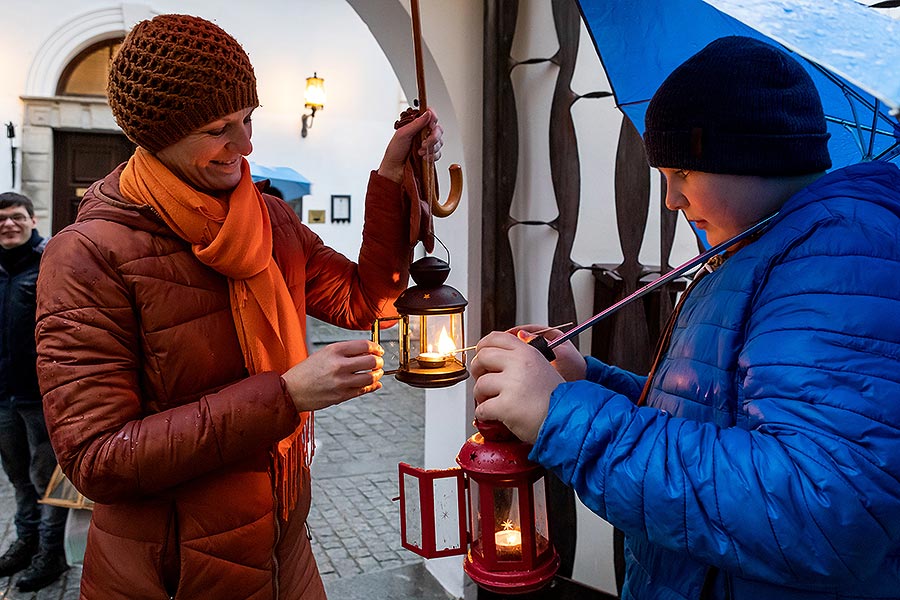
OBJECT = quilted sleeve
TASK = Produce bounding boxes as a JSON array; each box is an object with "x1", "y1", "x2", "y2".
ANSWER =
[
  {"x1": 533, "y1": 215, "x2": 900, "y2": 587},
  {"x1": 584, "y1": 355, "x2": 645, "y2": 402},
  {"x1": 35, "y1": 228, "x2": 302, "y2": 503}
]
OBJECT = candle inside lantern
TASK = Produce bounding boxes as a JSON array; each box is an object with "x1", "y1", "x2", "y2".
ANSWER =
[
  {"x1": 494, "y1": 526, "x2": 523, "y2": 560},
  {"x1": 416, "y1": 326, "x2": 458, "y2": 368},
  {"x1": 416, "y1": 351, "x2": 447, "y2": 368}
]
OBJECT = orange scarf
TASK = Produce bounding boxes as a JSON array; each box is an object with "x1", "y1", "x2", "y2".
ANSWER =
[{"x1": 121, "y1": 147, "x2": 311, "y2": 520}]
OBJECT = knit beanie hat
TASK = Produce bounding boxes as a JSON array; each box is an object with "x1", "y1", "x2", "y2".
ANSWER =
[
  {"x1": 107, "y1": 14, "x2": 259, "y2": 153},
  {"x1": 644, "y1": 36, "x2": 831, "y2": 176}
]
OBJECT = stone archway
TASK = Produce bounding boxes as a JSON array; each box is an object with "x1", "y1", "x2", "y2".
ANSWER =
[
  {"x1": 344, "y1": 0, "x2": 454, "y2": 124},
  {"x1": 19, "y1": 3, "x2": 153, "y2": 230}
]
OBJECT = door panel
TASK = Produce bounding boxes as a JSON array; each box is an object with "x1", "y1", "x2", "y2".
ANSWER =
[{"x1": 52, "y1": 131, "x2": 135, "y2": 234}]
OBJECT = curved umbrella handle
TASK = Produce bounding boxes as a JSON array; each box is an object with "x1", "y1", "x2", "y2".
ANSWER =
[{"x1": 432, "y1": 163, "x2": 463, "y2": 218}]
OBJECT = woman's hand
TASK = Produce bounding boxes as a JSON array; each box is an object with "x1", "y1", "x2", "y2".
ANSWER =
[
  {"x1": 509, "y1": 324, "x2": 586, "y2": 382},
  {"x1": 470, "y1": 331, "x2": 564, "y2": 444},
  {"x1": 377, "y1": 108, "x2": 444, "y2": 184},
  {"x1": 281, "y1": 339, "x2": 384, "y2": 412}
]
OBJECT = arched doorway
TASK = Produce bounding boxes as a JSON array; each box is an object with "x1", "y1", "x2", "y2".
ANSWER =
[
  {"x1": 20, "y1": 4, "x2": 151, "y2": 233},
  {"x1": 50, "y1": 38, "x2": 135, "y2": 233}
]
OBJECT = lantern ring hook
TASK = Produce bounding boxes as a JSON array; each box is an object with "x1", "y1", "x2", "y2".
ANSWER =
[{"x1": 425, "y1": 233, "x2": 452, "y2": 267}]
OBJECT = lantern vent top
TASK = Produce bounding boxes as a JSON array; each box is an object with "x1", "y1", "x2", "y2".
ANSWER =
[{"x1": 409, "y1": 256, "x2": 450, "y2": 288}]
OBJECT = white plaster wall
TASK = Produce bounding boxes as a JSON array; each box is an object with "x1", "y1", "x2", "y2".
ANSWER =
[{"x1": 416, "y1": 3, "x2": 483, "y2": 595}]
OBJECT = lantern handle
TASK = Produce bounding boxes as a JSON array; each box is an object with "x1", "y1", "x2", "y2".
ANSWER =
[{"x1": 425, "y1": 233, "x2": 451, "y2": 268}]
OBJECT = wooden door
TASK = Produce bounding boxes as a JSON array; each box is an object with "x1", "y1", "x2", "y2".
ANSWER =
[{"x1": 52, "y1": 131, "x2": 135, "y2": 234}]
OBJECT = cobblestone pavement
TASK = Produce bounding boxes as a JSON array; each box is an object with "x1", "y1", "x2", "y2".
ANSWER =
[
  {"x1": 307, "y1": 319, "x2": 453, "y2": 598},
  {"x1": 0, "y1": 485, "x2": 82, "y2": 598},
  {"x1": 310, "y1": 382, "x2": 426, "y2": 582},
  {"x1": 0, "y1": 319, "x2": 452, "y2": 599}
]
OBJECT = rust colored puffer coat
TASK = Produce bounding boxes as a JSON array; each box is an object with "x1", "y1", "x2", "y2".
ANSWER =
[{"x1": 35, "y1": 166, "x2": 411, "y2": 599}]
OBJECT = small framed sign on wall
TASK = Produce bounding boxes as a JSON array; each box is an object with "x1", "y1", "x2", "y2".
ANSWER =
[{"x1": 331, "y1": 194, "x2": 351, "y2": 223}]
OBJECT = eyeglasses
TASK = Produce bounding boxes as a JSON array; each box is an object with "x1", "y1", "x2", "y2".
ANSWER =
[{"x1": 0, "y1": 214, "x2": 30, "y2": 224}]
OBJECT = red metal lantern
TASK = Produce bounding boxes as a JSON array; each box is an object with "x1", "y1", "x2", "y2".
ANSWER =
[{"x1": 399, "y1": 420, "x2": 559, "y2": 595}]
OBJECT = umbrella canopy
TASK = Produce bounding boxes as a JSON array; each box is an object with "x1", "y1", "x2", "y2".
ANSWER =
[
  {"x1": 248, "y1": 161, "x2": 312, "y2": 200},
  {"x1": 578, "y1": 0, "x2": 900, "y2": 169}
]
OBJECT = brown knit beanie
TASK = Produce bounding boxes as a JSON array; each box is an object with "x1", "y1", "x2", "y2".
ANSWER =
[{"x1": 107, "y1": 14, "x2": 259, "y2": 153}]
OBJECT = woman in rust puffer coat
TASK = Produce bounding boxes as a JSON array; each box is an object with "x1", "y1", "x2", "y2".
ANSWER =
[{"x1": 34, "y1": 14, "x2": 443, "y2": 600}]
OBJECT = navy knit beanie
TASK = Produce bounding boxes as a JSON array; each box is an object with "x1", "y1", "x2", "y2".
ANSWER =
[{"x1": 644, "y1": 36, "x2": 831, "y2": 176}]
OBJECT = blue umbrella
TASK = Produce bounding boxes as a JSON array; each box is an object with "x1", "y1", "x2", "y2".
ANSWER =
[
  {"x1": 248, "y1": 161, "x2": 312, "y2": 200},
  {"x1": 577, "y1": 0, "x2": 900, "y2": 169}
]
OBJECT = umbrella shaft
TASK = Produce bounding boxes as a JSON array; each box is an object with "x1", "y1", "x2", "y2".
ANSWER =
[{"x1": 547, "y1": 212, "x2": 778, "y2": 351}]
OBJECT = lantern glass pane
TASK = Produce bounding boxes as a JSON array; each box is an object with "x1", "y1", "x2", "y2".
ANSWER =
[
  {"x1": 408, "y1": 315, "x2": 421, "y2": 356},
  {"x1": 533, "y1": 476, "x2": 551, "y2": 554},
  {"x1": 426, "y1": 315, "x2": 461, "y2": 354},
  {"x1": 469, "y1": 478, "x2": 482, "y2": 557},
  {"x1": 493, "y1": 486, "x2": 523, "y2": 562},
  {"x1": 450, "y1": 312, "x2": 466, "y2": 366},
  {"x1": 434, "y1": 476, "x2": 463, "y2": 552},
  {"x1": 399, "y1": 317, "x2": 410, "y2": 366},
  {"x1": 405, "y1": 314, "x2": 462, "y2": 368},
  {"x1": 403, "y1": 473, "x2": 423, "y2": 549}
]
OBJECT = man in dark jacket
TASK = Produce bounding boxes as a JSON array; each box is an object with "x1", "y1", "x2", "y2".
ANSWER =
[{"x1": 0, "y1": 192, "x2": 68, "y2": 591}]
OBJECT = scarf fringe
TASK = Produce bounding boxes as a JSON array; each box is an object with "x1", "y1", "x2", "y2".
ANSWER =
[{"x1": 275, "y1": 415, "x2": 315, "y2": 522}]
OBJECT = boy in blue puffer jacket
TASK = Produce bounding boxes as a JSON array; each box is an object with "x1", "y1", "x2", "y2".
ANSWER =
[{"x1": 471, "y1": 36, "x2": 900, "y2": 600}]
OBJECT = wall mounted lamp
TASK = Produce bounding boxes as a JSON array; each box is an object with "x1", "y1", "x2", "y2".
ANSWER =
[
  {"x1": 5, "y1": 122, "x2": 17, "y2": 185},
  {"x1": 301, "y1": 72, "x2": 326, "y2": 138}
]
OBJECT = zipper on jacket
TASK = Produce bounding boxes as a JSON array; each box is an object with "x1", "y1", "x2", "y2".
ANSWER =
[{"x1": 271, "y1": 450, "x2": 281, "y2": 599}]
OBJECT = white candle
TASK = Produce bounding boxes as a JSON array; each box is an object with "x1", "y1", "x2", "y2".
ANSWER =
[
  {"x1": 494, "y1": 528, "x2": 522, "y2": 559},
  {"x1": 416, "y1": 352, "x2": 447, "y2": 368}
]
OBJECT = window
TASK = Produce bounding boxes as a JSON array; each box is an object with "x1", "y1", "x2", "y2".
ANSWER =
[{"x1": 57, "y1": 38, "x2": 123, "y2": 97}]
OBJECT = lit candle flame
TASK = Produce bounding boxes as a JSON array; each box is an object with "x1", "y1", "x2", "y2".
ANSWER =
[{"x1": 437, "y1": 326, "x2": 456, "y2": 355}]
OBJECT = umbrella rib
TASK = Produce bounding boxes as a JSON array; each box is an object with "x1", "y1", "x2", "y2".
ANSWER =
[
  {"x1": 617, "y1": 98, "x2": 652, "y2": 109},
  {"x1": 868, "y1": 99, "x2": 881, "y2": 160},
  {"x1": 845, "y1": 89, "x2": 867, "y2": 157},
  {"x1": 873, "y1": 141, "x2": 900, "y2": 162},
  {"x1": 812, "y1": 63, "x2": 882, "y2": 116},
  {"x1": 812, "y1": 62, "x2": 898, "y2": 156},
  {"x1": 825, "y1": 116, "x2": 896, "y2": 137}
]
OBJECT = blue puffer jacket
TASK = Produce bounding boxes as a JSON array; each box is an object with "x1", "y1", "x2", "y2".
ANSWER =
[{"x1": 533, "y1": 161, "x2": 900, "y2": 600}]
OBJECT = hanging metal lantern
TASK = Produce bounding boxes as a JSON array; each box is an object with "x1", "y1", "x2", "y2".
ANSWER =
[
  {"x1": 373, "y1": 254, "x2": 468, "y2": 388},
  {"x1": 399, "y1": 419, "x2": 560, "y2": 595}
]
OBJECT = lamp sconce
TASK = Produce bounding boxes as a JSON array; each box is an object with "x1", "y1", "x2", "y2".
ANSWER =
[
  {"x1": 6, "y1": 122, "x2": 17, "y2": 185},
  {"x1": 301, "y1": 72, "x2": 326, "y2": 138}
]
